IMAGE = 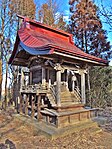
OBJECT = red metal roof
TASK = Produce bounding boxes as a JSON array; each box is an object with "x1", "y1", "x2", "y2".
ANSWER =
[{"x1": 9, "y1": 15, "x2": 108, "y2": 65}]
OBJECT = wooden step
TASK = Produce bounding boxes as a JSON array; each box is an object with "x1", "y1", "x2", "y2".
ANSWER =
[
  {"x1": 60, "y1": 90, "x2": 81, "y2": 103},
  {"x1": 47, "y1": 93, "x2": 56, "y2": 107}
]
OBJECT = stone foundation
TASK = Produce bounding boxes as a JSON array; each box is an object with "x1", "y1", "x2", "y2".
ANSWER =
[{"x1": 41, "y1": 104, "x2": 98, "y2": 128}]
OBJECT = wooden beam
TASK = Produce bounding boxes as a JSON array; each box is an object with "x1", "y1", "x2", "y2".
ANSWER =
[
  {"x1": 53, "y1": 51, "x2": 106, "y2": 65},
  {"x1": 14, "y1": 58, "x2": 28, "y2": 64},
  {"x1": 30, "y1": 65, "x2": 41, "y2": 71}
]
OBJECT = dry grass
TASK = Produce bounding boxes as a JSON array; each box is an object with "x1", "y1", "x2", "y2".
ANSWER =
[{"x1": 0, "y1": 108, "x2": 112, "y2": 149}]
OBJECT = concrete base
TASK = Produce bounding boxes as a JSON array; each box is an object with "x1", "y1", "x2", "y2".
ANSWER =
[{"x1": 15, "y1": 114, "x2": 102, "y2": 139}]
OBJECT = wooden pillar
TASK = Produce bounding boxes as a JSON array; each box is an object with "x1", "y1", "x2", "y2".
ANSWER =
[
  {"x1": 17, "y1": 96, "x2": 20, "y2": 113},
  {"x1": 47, "y1": 69, "x2": 49, "y2": 81},
  {"x1": 48, "y1": 79, "x2": 51, "y2": 88},
  {"x1": 37, "y1": 94, "x2": 42, "y2": 121},
  {"x1": 21, "y1": 70, "x2": 25, "y2": 86},
  {"x1": 30, "y1": 71, "x2": 32, "y2": 85},
  {"x1": 19, "y1": 94, "x2": 23, "y2": 113},
  {"x1": 42, "y1": 67, "x2": 46, "y2": 88},
  {"x1": 66, "y1": 70, "x2": 69, "y2": 89},
  {"x1": 72, "y1": 81, "x2": 75, "y2": 91},
  {"x1": 31, "y1": 95, "x2": 35, "y2": 118},
  {"x1": 72, "y1": 75, "x2": 77, "y2": 91},
  {"x1": 56, "y1": 70, "x2": 61, "y2": 107},
  {"x1": 81, "y1": 72, "x2": 86, "y2": 104},
  {"x1": 25, "y1": 94, "x2": 28, "y2": 115},
  {"x1": 47, "y1": 69, "x2": 51, "y2": 88}
]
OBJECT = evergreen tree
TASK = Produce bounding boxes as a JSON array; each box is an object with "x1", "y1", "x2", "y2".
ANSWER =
[
  {"x1": 88, "y1": 66, "x2": 112, "y2": 108},
  {"x1": 69, "y1": 0, "x2": 110, "y2": 58},
  {"x1": 69, "y1": 0, "x2": 111, "y2": 107}
]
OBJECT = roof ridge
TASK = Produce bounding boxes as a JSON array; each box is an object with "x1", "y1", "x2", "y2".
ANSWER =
[{"x1": 17, "y1": 14, "x2": 74, "y2": 45}]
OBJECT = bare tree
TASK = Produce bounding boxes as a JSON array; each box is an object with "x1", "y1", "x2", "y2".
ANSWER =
[
  {"x1": 38, "y1": 0, "x2": 66, "y2": 30},
  {"x1": 0, "y1": 0, "x2": 36, "y2": 110},
  {"x1": 99, "y1": 0, "x2": 112, "y2": 31},
  {"x1": 12, "y1": 0, "x2": 36, "y2": 19}
]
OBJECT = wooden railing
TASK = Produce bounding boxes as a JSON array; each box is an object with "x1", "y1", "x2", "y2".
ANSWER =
[
  {"x1": 20, "y1": 83, "x2": 48, "y2": 93},
  {"x1": 21, "y1": 84, "x2": 39, "y2": 93},
  {"x1": 50, "y1": 85, "x2": 57, "y2": 103},
  {"x1": 74, "y1": 87, "x2": 82, "y2": 102}
]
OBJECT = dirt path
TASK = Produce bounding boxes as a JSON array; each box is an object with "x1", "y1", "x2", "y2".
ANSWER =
[{"x1": 0, "y1": 108, "x2": 112, "y2": 149}]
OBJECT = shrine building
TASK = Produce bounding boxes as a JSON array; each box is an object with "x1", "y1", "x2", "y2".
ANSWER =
[{"x1": 9, "y1": 15, "x2": 108, "y2": 129}]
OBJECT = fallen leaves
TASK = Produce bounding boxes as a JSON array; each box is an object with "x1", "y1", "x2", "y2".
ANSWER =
[{"x1": 0, "y1": 107, "x2": 112, "y2": 149}]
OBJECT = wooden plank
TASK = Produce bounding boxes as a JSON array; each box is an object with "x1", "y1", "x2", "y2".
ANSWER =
[
  {"x1": 31, "y1": 95, "x2": 35, "y2": 118},
  {"x1": 41, "y1": 110, "x2": 55, "y2": 116},
  {"x1": 25, "y1": 95, "x2": 29, "y2": 115},
  {"x1": 44, "y1": 108, "x2": 59, "y2": 116}
]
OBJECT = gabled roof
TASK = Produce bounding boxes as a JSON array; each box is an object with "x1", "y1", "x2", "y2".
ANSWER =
[{"x1": 9, "y1": 15, "x2": 108, "y2": 66}]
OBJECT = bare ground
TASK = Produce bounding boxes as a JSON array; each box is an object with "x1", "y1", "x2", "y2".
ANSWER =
[{"x1": 0, "y1": 107, "x2": 112, "y2": 149}]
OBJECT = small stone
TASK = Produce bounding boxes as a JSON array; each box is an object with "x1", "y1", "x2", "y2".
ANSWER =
[
  {"x1": 5, "y1": 139, "x2": 16, "y2": 149},
  {"x1": 0, "y1": 143, "x2": 7, "y2": 149}
]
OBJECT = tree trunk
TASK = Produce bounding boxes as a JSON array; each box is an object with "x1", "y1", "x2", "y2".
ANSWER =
[
  {"x1": 87, "y1": 67, "x2": 92, "y2": 107},
  {"x1": 4, "y1": 62, "x2": 8, "y2": 110},
  {"x1": 0, "y1": 60, "x2": 2, "y2": 101},
  {"x1": 12, "y1": 67, "x2": 18, "y2": 108},
  {"x1": 81, "y1": 29, "x2": 84, "y2": 50},
  {"x1": 85, "y1": 30, "x2": 88, "y2": 53}
]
